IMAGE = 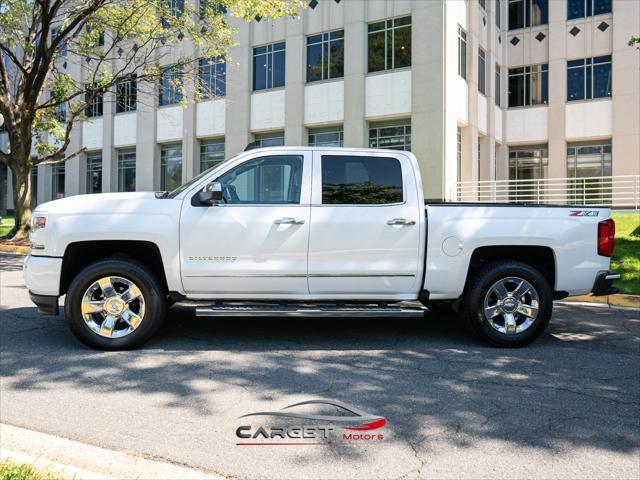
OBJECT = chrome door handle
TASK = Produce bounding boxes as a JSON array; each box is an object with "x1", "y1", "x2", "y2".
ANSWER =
[
  {"x1": 274, "y1": 217, "x2": 305, "y2": 225},
  {"x1": 387, "y1": 218, "x2": 416, "y2": 226}
]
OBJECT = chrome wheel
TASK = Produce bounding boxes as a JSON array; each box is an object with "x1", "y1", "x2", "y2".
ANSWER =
[
  {"x1": 81, "y1": 276, "x2": 145, "y2": 338},
  {"x1": 483, "y1": 276, "x2": 539, "y2": 335}
]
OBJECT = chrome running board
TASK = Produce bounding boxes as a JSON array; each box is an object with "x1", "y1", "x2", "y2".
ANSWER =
[{"x1": 194, "y1": 303, "x2": 425, "y2": 318}]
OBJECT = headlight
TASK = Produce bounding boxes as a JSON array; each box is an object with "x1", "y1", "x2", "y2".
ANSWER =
[{"x1": 31, "y1": 215, "x2": 47, "y2": 230}]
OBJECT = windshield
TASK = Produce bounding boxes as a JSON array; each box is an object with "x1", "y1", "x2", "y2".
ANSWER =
[{"x1": 165, "y1": 154, "x2": 239, "y2": 198}]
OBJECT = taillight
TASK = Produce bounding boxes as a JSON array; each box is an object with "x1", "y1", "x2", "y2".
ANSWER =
[{"x1": 598, "y1": 219, "x2": 615, "y2": 257}]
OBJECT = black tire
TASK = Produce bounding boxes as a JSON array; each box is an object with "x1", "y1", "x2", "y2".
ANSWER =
[
  {"x1": 462, "y1": 260, "x2": 552, "y2": 347},
  {"x1": 64, "y1": 258, "x2": 167, "y2": 350}
]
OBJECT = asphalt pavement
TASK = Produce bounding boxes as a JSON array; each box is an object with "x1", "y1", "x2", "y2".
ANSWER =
[{"x1": 1, "y1": 253, "x2": 639, "y2": 479}]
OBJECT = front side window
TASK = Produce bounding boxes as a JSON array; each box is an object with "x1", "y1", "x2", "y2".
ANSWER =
[
  {"x1": 458, "y1": 26, "x2": 467, "y2": 80},
  {"x1": 200, "y1": 139, "x2": 225, "y2": 172},
  {"x1": 508, "y1": 0, "x2": 548, "y2": 30},
  {"x1": 52, "y1": 164, "x2": 65, "y2": 199},
  {"x1": 567, "y1": 56, "x2": 612, "y2": 102},
  {"x1": 160, "y1": 144, "x2": 182, "y2": 191},
  {"x1": 216, "y1": 155, "x2": 303, "y2": 204},
  {"x1": 116, "y1": 75, "x2": 137, "y2": 113},
  {"x1": 253, "y1": 42, "x2": 286, "y2": 91},
  {"x1": 86, "y1": 154, "x2": 102, "y2": 194},
  {"x1": 508, "y1": 63, "x2": 548, "y2": 107},
  {"x1": 199, "y1": 57, "x2": 226, "y2": 99},
  {"x1": 369, "y1": 121, "x2": 411, "y2": 151},
  {"x1": 368, "y1": 16, "x2": 411, "y2": 73},
  {"x1": 85, "y1": 86, "x2": 103, "y2": 118},
  {"x1": 159, "y1": 65, "x2": 183, "y2": 106},
  {"x1": 567, "y1": 0, "x2": 611, "y2": 20},
  {"x1": 118, "y1": 149, "x2": 136, "y2": 192},
  {"x1": 307, "y1": 30, "x2": 344, "y2": 83},
  {"x1": 309, "y1": 128, "x2": 343, "y2": 147},
  {"x1": 478, "y1": 48, "x2": 486, "y2": 95},
  {"x1": 321, "y1": 155, "x2": 403, "y2": 205}
]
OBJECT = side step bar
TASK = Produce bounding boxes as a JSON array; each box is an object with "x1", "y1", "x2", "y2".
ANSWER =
[{"x1": 194, "y1": 303, "x2": 426, "y2": 318}]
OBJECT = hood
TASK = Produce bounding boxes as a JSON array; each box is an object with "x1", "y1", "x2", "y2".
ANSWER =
[{"x1": 35, "y1": 191, "x2": 160, "y2": 214}]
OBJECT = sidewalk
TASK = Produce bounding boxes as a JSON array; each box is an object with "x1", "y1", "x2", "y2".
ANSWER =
[{"x1": 0, "y1": 424, "x2": 220, "y2": 480}]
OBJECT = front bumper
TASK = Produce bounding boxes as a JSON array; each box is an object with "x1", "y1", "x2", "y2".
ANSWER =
[
  {"x1": 29, "y1": 291, "x2": 59, "y2": 315},
  {"x1": 591, "y1": 270, "x2": 620, "y2": 296}
]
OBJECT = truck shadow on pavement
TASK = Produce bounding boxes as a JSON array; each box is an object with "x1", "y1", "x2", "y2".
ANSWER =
[{"x1": 1, "y1": 302, "x2": 639, "y2": 462}]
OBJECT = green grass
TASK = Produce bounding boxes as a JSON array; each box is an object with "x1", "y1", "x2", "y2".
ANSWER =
[
  {"x1": 0, "y1": 460, "x2": 63, "y2": 480},
  {"x1": 611, "y1": 212, "x2": 640, "y2": 295},
  {"x1": 1, "y1": 215, "x2": 15, "y2": 237}
]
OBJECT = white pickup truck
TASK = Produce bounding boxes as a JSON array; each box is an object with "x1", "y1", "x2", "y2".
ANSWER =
[{"x1": 23, "y1": 147, "x2": 619, "y2": 349}]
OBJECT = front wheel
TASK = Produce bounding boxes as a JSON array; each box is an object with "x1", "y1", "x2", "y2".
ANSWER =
[
  {"x1": 462, "y1": 260, "x2": 553, "y2": 347},
  {"x1": 64, "y1": 258, "x2": 166, "y2": 350}
]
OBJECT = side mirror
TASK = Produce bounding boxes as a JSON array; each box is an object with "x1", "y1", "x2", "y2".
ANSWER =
[{"x1": 196, "y1": 182, "x2": 223, "y2": 205}]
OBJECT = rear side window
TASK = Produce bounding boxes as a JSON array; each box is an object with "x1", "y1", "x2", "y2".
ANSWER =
[{"x1": 321, "y1": 155, "x2": 403, "y2": 205}]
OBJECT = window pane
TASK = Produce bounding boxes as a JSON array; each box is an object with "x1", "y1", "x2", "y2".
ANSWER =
[
  {"x1": 567, "y1": 65, "x2": 585, "y2": 101},
  {"x1": 508, "y1": 70, "x2": 526, "y2": 107},
  {"x1": 118, "y1": 150, "x2": 136, "y2": 192},
  {"x1": 458, "y1": 27, "x2": 467, "y2": 79},
  {"x1": 567, "y1": 0, "x2": 584, "y2": 19},
  {"x1": 593, "y1": 62, "x2": 611, "y2": 98},
  {"x1": 321, "y1": 155, "x2": 403, "y2": 205},
  {"x1": 306, "y1": 42, "x2": 323, "y2": 82},
  {"x1": 594, "y1": 0, "x2": 611, "y2": 15},
  {"x1": 86, "y1": 155, "x2": 102, "y2": 194},
  {"x1": 478, "y1": 49, "x2": 486, "y2": 95},
  {"x1": 368, "y1": 30, "x2": 386, "y2": 73},
  {"x1": 309, "y1": 130, "x2": 343, "y2": 147},
  {"x1": 393, "y1": 25, "x2": 411, "y2": 69},
  {"x1": 200, "y1": 139, "x2": 225, "y2": 172},
  {"x1": 161, "y1": 145, "x2": 182, "y2": 191},
  {"x1": 272, "y1": 46, "x2": 286, "y2": 88},
  {"x1": 508, "y1": 0, "x2": 525, "y2": 29},
  {"x1": 328, "y1": 36, "x2": 344, "y2": 79},
  {"x1": 369, "y1": 122, "x2": 411, "y2": 151},
  {"x1": 531, "y1": 0, "x2": 548, "y2": 26},
  {"x1": 216, "y1": 155, "x2": 303, "y2": 204}
]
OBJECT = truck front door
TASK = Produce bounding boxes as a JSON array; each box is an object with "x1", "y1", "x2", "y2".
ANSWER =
[{"x1": 180, "y1": 151, "x2": 311, "y2": 296}]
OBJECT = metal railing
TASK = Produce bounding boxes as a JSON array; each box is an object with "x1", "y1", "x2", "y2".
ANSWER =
[{"x1": 453, "y1": 175, "x2": 640, "y2": 209}]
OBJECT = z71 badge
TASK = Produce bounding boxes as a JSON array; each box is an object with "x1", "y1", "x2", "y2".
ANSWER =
[{"x1": 569, "y1": 210, "x2": 599, "y2": 217}]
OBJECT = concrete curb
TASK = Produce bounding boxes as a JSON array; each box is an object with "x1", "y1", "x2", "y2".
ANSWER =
[
  {"x1": 565, "y1": 294, "x2": 640, "y2": 309},
  {"x1": 0, "y1": 244, "x2": 29, "y2": 254},
  {"x1": 0, "y1": 423, "x2": 221, "y2": 479}
]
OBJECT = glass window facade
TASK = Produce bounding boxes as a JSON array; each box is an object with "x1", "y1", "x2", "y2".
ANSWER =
[
  {"x1": 567, "y1": 141, "x2": 612, "y2": 204},
  {"x1": 253, "y1": 42, "x2": 286, "y2": 91},
  {"x1": 508, "y1": 145, "x2": 548, "y2": 201},
  {"x1": 369, "y1": 121, "x2": 411, "y2": 151},
  {"x1": 160, "y1": 144, "x2": 182, "y2": 191},
  {"x1": 321, "y1": 155, "x2": 403, "y2": 205},
  {"x1": 308, "y1": 128, "x2": 344, "y2": 147},
  {"x1": 52, "y1": 164, "x2": 65, "y2": 199},
  {"x1": 85, "y1": 88, "x2": 103, "y2": 117},
  {"x1": 116, "y1": 75, "x2": 137, "y2": 113},
  {"x1": 458, "y1": 26, "x2": 467, "y2": 80},
  {"x1": 255, "y1": 133, "x2": 285, "y2": 148},
  {"x1": 86, "y1": 153, "x2": 102, "y2": 194},
  {"x1": 368, "y1": 16, "x2": 411, "y2": 73},
  {"x1": 508, "y1": 0, "x2": 548, "y2": 30},
  {"x1": 478, "y1": 48, "x2": 486, "y2": 95},
  {"x1": 118, "y1": 149, "x2": 136, "y2": 192},
  {"x1": 567, "y1": 0, "x2": 611, "y2": 20},
  {"x1": 508, "y1": 64, "x2": 548, "y2": 107},
  {"x1": 159, "y1": 65, "x2": 183, "y2": 106},
  {"x1": 199, "y1": 57, "x2": 226, "y2": 99},
  {"x1": 567, "y1": 56, "x2": 612, "y2": 102},
  {"x1": 200, "y1": 139, "x2": 225, "y2": 172},
  {"x1": 306, "y1": 30, "x2": 344, "y2": 82}
]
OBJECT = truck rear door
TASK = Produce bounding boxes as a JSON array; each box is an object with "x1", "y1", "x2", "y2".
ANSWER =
[{"x1": 307, "y1": 151, "x2": 424, "y2": 297}]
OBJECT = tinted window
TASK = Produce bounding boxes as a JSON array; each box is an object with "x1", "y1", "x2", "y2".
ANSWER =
[
  {"x1": 216, "y1": 155, "x2": 303, "y2": 204},
  {"x1": 321, "y1": 155, "x2": 403, "y2": 205}
]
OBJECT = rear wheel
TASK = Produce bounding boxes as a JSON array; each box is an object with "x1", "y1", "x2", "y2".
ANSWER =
[
  {"x1": 462, "y1": 260, "x2": 552, "y2": 347},
  {"x1": 64, "y1": 258, "x2": 166, "y2": 350}
]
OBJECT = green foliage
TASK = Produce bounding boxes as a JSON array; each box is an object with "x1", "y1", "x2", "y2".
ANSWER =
[
  {"x1": 0, "y1": 459, "x2": 63, "y2": 480},
  {"x1": 611, "y1": 213, "x2": 640, "y2": 295}
]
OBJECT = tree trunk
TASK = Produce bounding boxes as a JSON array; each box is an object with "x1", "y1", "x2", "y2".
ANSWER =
[{"x1": 6, "y1": 162, "x2": 32, "y2": 240}]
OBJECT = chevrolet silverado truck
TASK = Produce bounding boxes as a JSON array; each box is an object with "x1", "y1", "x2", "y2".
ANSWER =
[{"x1": 23, "y1": 147, "x2": 619, "y2": 349}]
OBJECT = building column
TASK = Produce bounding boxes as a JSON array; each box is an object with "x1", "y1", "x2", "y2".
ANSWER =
[
  {"x1": 101, "y1": 90, "x2": 116, "y2": 192},
  {"x1": 412, "y1": 0, "x2": 446, "y2": 200},
  {"x1": 182, "y1": 41, "x2": 198, "y2": 181},
  {"x1": 284, "y1": 19, "x2": 305, "y2": 146},
  {"x1": 225, "y1": 20, "x2": 252, "y2": 157},
  {"x1": 136, "y1": 80, "x2": 158, "y2": 191},
  {"x1": 343, "y1": 2, "x2": 366, "y2": 148}
]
